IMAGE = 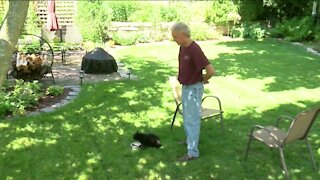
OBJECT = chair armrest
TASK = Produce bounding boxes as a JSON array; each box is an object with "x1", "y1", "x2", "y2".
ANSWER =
[
  {"x1": 202, "y1": 95, "x2": 223, "y2": 112},
  {"x1": 276, "y1": 115, "x2": 294, "y2": 127}
]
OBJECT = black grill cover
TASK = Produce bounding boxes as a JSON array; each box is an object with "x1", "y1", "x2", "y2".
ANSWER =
[{"x1": 81, "y1": 48, "x2": 118, "y2": 74}]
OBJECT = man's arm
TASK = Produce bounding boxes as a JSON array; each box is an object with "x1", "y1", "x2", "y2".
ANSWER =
[{"x1": 202, "y1": 64, "x2": 215, "y2": 84}]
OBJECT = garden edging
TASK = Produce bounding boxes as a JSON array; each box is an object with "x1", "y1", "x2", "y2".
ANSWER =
[{"x1": 28, "y1": 85, "x2": 81, "y2": 116}]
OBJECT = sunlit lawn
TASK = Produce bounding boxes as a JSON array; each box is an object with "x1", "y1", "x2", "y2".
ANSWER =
[{"x1": 0, "y1": 39, "x2": 319, "y2": 179}]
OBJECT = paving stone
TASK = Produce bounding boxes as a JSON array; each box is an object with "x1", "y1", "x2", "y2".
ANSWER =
[
  {"x1": 61, "y1": 99, "x2": 70, "y2": 105},
  {"x1": 71, "y1": 87, "x2": 81, "y2": 92},
  {"x1": 51, "y1": 103, "x2": 62, "y2": 108},
  {"x1": 41, "y1": 107, "x2": 55, "y2": 113},
  {"x1": 69, "y1": 91, "x2": 79, "y2": 96},
  {"x1": 28, "y1": 111, "x2": 40, "y2": 116}
]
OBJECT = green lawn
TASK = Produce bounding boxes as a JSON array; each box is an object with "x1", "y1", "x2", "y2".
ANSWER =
[{"x1": 0, "y1": 39, "x2": 319, "y2": 179}]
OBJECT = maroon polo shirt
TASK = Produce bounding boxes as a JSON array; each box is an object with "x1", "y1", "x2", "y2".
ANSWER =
[{"x1": 178, "y1": 41, "x2": 210, "y2": 85}]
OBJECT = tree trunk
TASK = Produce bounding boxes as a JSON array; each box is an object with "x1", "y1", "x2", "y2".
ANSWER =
[{"x1": 0, "y1": 0, "x2": 29, "y2": 89}]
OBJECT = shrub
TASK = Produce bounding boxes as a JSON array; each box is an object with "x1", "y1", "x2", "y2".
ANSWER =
[
  {"x1": 19, "y1": 41, "x2": 41, "y2": 54},
  {"x1": 205, "y1": 1, "x2": 239, "y2": 25},
  {"x1": 270, "y1": 16, "x2": 315, "y2": 42},
  {"x1": 160, "y1": 4, "x2": 178, "y2": 22},
  {"x1": 23, "y1": 2, "x2": 41, "y2": 35},
  {"x1": 128, "y1": 3, "x2": 160, "y2": 22},
  {"x1": 107, "y1": 1, "x2": 139, "y2": 22},
  {"x1": 231, "y1": 23, "x2": 269, "y2": 40},
  {"x1": 190, "y1": 23, "x2": 220, "y2": 41},
  {"x1": 136, "y1": 32, "x2": 152, "y2": 43},
  {"x1": 112, "y1": 31, "x2": 152, "y2": 46},
  {"x1": 0, "y1": 80, "x2": 42, "y2": 117},
  {"x1": 46, "y1": 86, "x2": 64, "y2": 96},
  {"x1": 76, "y1": 1, "x2": 112, "y2": 42},
  {"x1": 82, "y1": 41, "x2": 96, "y2": 52},
  {"x1": 316, "y1": 29, "x2": 320, "y2": 41},
  {"x1": 0, "y1": 92, "x2": 10, "y2": 117}
]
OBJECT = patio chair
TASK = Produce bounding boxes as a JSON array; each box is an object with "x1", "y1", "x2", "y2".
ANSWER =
[
  {"x1": 244, "y1": 107, "x2": 320, "y2": 179},
  {"x1": 168, "y1": 76, "x2": 224, "y2": 133}
]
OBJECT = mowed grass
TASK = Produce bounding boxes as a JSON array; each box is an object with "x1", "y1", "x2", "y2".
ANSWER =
[{"x1": 0, "y1": 39, "x2": 319, "y2": 179}]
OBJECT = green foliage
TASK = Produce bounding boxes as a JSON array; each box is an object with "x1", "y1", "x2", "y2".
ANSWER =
[
  {"x1": 270, "y1": 16, "x2": 315, "y2": 42},
  {"x1": 50, "y1": 42, "x2": 81, "y2": 52},
  {"x1": 231, "y1": 23, "x2": 269, "y2": 40},
  {"x1": 128, "y1": 3, "x2": 160, "y2": 22},
  {"x1": 0, "y1": 80, "x2": 42, "y2": 117},
  {"x1": 46, "y1": 86, "x2": 64, "y2": 96},
  {"x1": 107, "y1": 1, "x2": 139, "y2": 22},
  {"x1": 19, "y1": 41, "x2": 41, "y2": 54},
  {"x1": 316, "y1": 29, "x2": 320, "y2": 41},
  {"x1": 237, "y1": 0, "x2": 264, "y2": 21},
  {"x1": 0, "y1": 0, "x2": 8, "y2": 26},
  {"x1": 23, "y1": 2, "x2": 41, "y2": 35},
  {"x1": 112, "y1": 31, "x2": 139, "y2": 46},
  {"x1": 190, "y1": 23, "x2": 220, "y2": 41},
  {"x1": 76, "y1": 1, "x2": 112, "y2": 42},
  {"x1": 205, "y1": 1, "x2": 239, "y2": 25},
  {"x1": 160, "y1": 4, "x2": 179, "y2": 22}
]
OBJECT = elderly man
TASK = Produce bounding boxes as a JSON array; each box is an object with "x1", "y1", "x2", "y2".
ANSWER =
[{"x1": 171, "y1": 22, "x2": 215, "y2": 161}]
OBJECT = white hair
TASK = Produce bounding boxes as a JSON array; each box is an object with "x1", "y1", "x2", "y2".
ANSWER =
[{"x1": 171, "y1": 22, "x2": 190, "y2": 38}]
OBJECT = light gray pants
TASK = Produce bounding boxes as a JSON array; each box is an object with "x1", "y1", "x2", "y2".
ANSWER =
[{"x1": 182, "y1": 82, "x2": 203, "y2": 157}]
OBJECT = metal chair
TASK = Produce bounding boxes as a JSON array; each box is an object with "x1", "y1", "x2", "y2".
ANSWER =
[
  {"x1": 244, "y1": 107, "x2": 320, "y2": 179},
  {"x1": 168, "y1": 76, "x2": 224, "y2": 133}
]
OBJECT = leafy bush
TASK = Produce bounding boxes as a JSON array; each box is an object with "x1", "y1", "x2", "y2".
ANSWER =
[
  {"x1": 19, "y1": 41, "x2": 41, "y2": 54},
  {"x1": 76, "y1": 1, "x2": 112, "y2": 42},
  {"x1": 190, "y1": 23, "x2": 220, "y2": 41},
  {"x1": 128, "y1": 3, "x2": 160, "y2": 22},
  {"x1": 160, "y1": 4, "x2": 178, "y2": 22},
  {"x1": 231, "y1": 23, "x2": 269, "y2": 40},
  {"x1": 0, "y1": 92, "x2": 10, "y2": 117},
  {"x1": 112, "y1": 31, "x2": 139, "y2": 46},
  {"x1": 316, "y1": 29, "x2": 320, "y2": 41},
  {"x1": 46, "y1": 86, "x2": 64, "y2": 96},
  {"x1": 107, "y1": 1, "x2": 139, "y2": 22},
  {"x1": 0, "y1": 80, "x2": 43, "y2": 117},
  {"x1": 136, "y1": 32, "x2": 152, "y2": 43},
  {"x1": 270, "y1": 16, "x2": 315, "y2": 42},
  {"x1": 205, "y1": 1, "x2": 239, "y2": 25},
  {"x1": 23, "y1": 2, "x2": 41, "y2": 35}
]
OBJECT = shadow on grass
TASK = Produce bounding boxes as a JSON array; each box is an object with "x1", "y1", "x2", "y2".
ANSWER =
[
  {"x1": 0, "y1": 41, "x2": 319, "y2": 179},
  {"x1": 0, "y1": 81, "x2": 319, "y2": 179},
  {"x1": 213, "y1": 40, "x2": 320, "y2": 92}
]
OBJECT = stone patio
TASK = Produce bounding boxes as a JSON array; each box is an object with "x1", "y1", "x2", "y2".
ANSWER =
[{"x1": 49, "y1": 49, "x2": 133, "y2": 86}]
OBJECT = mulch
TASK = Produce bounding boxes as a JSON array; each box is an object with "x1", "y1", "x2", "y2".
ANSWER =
[{"x1": 26, "y1": 88, "x2": 71, "y2": 112}]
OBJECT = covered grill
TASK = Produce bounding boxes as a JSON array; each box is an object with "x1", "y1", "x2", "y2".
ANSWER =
[{"x1": 81, "y1": 48, "x2": 118, "y2": 74}]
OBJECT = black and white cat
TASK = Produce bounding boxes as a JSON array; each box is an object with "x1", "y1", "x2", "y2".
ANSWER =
[{"x1": 133, "y1": 131, "x2": 162, "y2": 148}]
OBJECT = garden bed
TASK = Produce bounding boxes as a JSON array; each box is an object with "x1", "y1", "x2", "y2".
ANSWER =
[
  {"x1": 24, "y1": 88, "x2": 71, "y2": 114},
  {"x1": 0, "y1": 80, "x2": 68, "y2": 119},
  {"x1": 2, "y1": 87, "x2": 71, "y2": 119}
]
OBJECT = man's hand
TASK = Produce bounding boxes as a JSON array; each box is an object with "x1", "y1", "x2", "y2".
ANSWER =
[
  {"x1": 202, "y1": 64, "x2": 215, "y2": 84},
  {"x1": 202, "y1": 74, "x2": 209, "y2": 84}
]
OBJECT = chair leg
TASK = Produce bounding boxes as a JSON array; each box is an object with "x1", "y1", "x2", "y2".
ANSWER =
[
  {"x1": 305, "y1": 138, "x2": 317, "y2": 171},
  {"x1": 219, "y1": 113, "x2": 224, "y2": 133},
  {"x1": 244, "y1": 135, "x2": 253, "y2": 160},
  {"x1": 279, "y1": 148, "x2": 289, "y2": 180},
  {"x1": 171, "y1": 107, "x2": 179, "y2": 131}
]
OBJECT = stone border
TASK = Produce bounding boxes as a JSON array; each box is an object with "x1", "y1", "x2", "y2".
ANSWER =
[
  {"x1": 291, "y1": 42, "x2": 320, "y2": 56},
  {"x1": 28, "y1": 85, "x2": 81, "y2": 116}
]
